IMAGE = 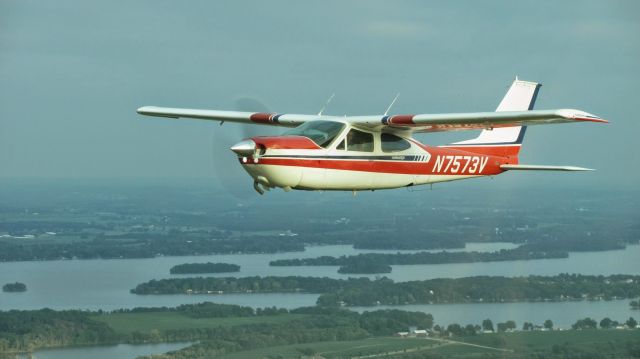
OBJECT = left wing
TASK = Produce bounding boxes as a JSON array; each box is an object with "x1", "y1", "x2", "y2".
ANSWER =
[{"x1": 137, "y1": 106, "x2": 328, "y2": 127}]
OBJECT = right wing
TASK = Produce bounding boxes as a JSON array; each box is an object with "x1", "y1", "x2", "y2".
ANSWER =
[
  {"x1": 137, "y1": 106, "x2": 327, "y2": 128},
  {"x1": 370, "y1": 108, "x2": 608, "y2": 133}
]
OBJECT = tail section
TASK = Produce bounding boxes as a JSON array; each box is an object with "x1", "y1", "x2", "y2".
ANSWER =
[{"x1": 443, "y1": 78, "x2": 541, "y2": 158}]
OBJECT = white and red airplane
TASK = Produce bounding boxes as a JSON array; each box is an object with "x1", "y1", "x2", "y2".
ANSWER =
[{"x1": 138, "y1": 78, "x2": 607, "y2": 194}]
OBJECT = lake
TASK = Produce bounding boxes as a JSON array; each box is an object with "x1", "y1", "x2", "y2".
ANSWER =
[
  {"x1": 15, "y1": 342, "x2": 191, "y2": 359},
  {"x1": 0, "y1": 242, "x2": 509, "y2": 311},
  {"x1": 2, "y1": 243, "x2": 639, "y2": 359},
  {"x1": 1, "y1": 243, "x2": 639, "y2": 311},
  {"x1": 352, "y1": 299, "x2": 637, "y2": 329}
]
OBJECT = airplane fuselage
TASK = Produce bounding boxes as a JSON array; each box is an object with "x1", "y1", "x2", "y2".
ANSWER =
[{"x1": 235, "y1": 121, "x2": 516, "y2": 192}]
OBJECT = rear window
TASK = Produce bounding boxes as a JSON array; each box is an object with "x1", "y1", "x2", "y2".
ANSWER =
[
  {"x1": 346, "y1": 129, "x2": 374, "y2": 152},
  {"x1": 381, "y1": 133, "x2": 411, "y2": 152}
]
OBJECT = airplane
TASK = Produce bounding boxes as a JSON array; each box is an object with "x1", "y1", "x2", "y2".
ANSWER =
[{"x1": 138, "y1": 78, "x2": 608, "y2": 195}]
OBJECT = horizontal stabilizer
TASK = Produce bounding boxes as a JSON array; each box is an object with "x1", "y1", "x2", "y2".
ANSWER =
[{"x1": 501, "y1": 164, "x2": 594, "y2": 171}]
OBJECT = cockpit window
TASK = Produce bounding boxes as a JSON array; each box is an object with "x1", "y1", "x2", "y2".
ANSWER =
[
  {"x1": 345, "y1": 129, "x2": 374, "y2": 152},
  {"x1": 381, "y1": 133, "x2": 411, "y2": 152},
  {"x1": 282, "y1": 120, "x2": 345, "y2": 148}
]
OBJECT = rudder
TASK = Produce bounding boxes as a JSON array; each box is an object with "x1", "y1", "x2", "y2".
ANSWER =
[{"x1": 444, "y1": 78, "x2": 541, "y2": 157}]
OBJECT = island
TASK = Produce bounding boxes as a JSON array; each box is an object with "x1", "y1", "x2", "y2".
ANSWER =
[
  {"x1": 130, "y1": 274, "x2": 640, "y2": 307},
  {"x1": 269, "y1": 247, "x2": 569, "y2": 269},
  {"x1": 170, "y1": 262, "x2": 240, "y2": 274},
  {"x1": 2, "y1": 282, "x2": 27, "y2": 292},
  {"x1": 337, "y1": 260, "x2": 392, "y2": 274}
]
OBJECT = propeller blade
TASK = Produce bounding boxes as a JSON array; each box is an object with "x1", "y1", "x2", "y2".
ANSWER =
[{"x1": 209, "y1": 96, "x2": 278, "y2": 199}]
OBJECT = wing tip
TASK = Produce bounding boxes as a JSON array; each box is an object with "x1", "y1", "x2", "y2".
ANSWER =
[
  {"x1": 573, "y1": 116, "x2": 609, "y2": 124},
  {"x1": 137, "y1": 106, "x2": 153, "y2": 115}
]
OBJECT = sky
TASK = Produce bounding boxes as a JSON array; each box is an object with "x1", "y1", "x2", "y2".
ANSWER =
[{"x1": 1, "y1": 0, "x2": 639, "y2": 190}]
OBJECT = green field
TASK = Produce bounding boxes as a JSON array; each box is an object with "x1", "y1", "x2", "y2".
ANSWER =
[
  {"x1": 460, "y1": 329, "x2": 640, "y2": 351},
  {"x1": 92, "y1": 312, "x2": 309, "y2": 334},
  {"x1": 220, "y1": 330, "x2": 640, "y2": 359},
  {"x1": 223, "y1": 338, "x2": 441, "y2": 359}
]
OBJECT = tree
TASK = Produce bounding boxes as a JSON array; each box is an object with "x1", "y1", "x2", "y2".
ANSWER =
[
  {"x1": 572, "y1": 317, "x2": 597, "y2": 330},
  {"x1": 600, "y1": 317, "x2": 614, "y2": 329},
  {"x1": 482, "y1": 319, "x2": 494, "y2": 332},
  {"x1": 627, "y1": 317, "x2": 638, "y2": 328},
  {"x1": 523, "y1": 322, "x2": 534, "y2": 331},
  {"x1": 544, "y1": 319, "x2": 554, "y2": 330},
  {"x1": 464, "y1": 324, "x2": 477, "y2": 336},
  {"x1": 447, "y1": 323, "x2": 464, "y2": 336},
  {"x1": 505, "y1": 320, "x2": 516, "y2": 331},
  {"x1": 497, "y1": 322, "x2": 508, "y2": 333}
]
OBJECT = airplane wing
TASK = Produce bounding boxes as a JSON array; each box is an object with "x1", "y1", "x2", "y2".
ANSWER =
[
  {"x1": 349, "y1": 108, "x2": 608, "y2": 133},
  {"x1": 138, "y1": 106, "x2": 607, "y2": 133},
  {"x1": 137, "y1": 106, "x2": 326, "y2": 128}
]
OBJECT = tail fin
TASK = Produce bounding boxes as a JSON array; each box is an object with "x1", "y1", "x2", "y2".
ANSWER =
[{"x1": 444, "y1": 78, "x2": 541, "y2": 158}]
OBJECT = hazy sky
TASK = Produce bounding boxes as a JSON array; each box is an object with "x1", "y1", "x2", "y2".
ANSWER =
[{"x1": 1, "y1": 1, "x2": 638, "y2": 189}]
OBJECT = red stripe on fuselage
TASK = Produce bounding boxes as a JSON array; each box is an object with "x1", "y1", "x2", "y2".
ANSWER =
[
  {"x1": 439, "y1": 145, "x2": 521, "y2": 157},
  {"x1": 245, "y1": 156, "x2": 505, "y2": 176}
]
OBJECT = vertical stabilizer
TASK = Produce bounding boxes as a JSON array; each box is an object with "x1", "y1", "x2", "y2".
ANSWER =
[{"x1": 445, "y1": 78, "x2": 541, "y2": 157}]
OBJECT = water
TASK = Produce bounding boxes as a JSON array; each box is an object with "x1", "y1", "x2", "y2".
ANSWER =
[
  {"x1": 0, "y1": 242, "x2": 516, "y2": 311},
  {"x1": 1, "y1": 243, "x2": 639, "y2": 311},
  {"x1": 352, "y1": 300, "x2": 638, "y2": 329},
  {"x1": 15, "y1": 342, "x2": 191, "y2": 359},
  {"x1": 2, "y1": 243, "x2": 639, "y2": 357},
  {"x1": 389, "y1": 244, "x2": 640, "y2": 281}
]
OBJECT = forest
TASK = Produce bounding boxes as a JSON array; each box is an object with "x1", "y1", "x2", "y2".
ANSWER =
[
  {"x1": 1, "y1": 282, "x2": 26, "y2": 292},
  {"x1": 131, "y1": 274, "x2": 640, "y2": 306},
  {"x1": 0, "y1": 309, "x2": 118, "y2": 353},
  {"x1": 270, "y1": 247, "x2": 569, "y2": 272},
  {"x1": 0, "y1": 304, "x2": 433, "y2": 354},
  {"x1": 169, "y1": 262, "x2": 240, "y2": 274},
  {"x1": 0, "y1": 236, "x2": 303, "y2": 262}
]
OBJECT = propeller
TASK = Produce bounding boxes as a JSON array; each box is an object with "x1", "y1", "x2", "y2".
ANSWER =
[{"x1": 210, "y1": 96, "x2": 279, "y2": 199}]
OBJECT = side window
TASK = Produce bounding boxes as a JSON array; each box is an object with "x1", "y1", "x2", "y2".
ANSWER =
[
  {"x1": 336, "y1": 139, "x2": 346, "y2": 151},
  {"x1": 346, "y1": 129, "x2": 374, "y2": 152},
  {"x1": 381, "y1": 133, "x2": 411, "y2": 152}
]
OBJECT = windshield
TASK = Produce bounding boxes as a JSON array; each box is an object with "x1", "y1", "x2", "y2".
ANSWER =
[{"x1": 283, "y1": 120, "x2": 345, "y2": 148}]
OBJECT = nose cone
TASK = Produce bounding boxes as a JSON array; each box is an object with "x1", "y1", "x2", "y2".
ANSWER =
[{"x1": 230, "y1": 139, "x2": 256, "y2": 156}]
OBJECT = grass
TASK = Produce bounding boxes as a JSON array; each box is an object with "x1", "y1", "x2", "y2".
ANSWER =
[
  {"x1": 426, "y1": 344, "x2": 497, "y2": 356},
  {"x1": 460, "y1": 329, "x2": 640, "y2": 349},
  {"x1": 213, "y1": 331, "x2": 640, "y2": 359},
  {"x1": 89, "y1": 311, "x2": 640, "y2": 358},
  {"x1": 223, "y1": 338, "x2": 441, "y2": 359},
  {"x1": 91, "y1": 312, "x2": 309, "y2": 335}
]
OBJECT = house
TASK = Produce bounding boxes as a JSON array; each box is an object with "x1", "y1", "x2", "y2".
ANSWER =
[{"x1": 414, "y1": 329, "x2": 428, "y2": 337}]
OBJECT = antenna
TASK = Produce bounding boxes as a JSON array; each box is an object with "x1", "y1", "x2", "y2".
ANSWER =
[
  {"x1": 318, "y1": 93, "x2": 335, "y2": 116},
  {"x1": 384, "y1": 93, "x2": 400, "y2": 116}
]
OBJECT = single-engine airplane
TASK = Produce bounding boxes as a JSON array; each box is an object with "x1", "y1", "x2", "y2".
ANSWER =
[{"x1": 138, "y1": 78, "x2": 607, "y2": 194}]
